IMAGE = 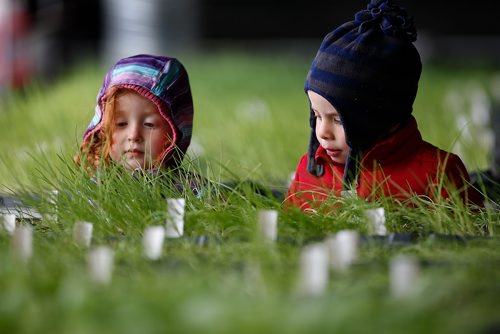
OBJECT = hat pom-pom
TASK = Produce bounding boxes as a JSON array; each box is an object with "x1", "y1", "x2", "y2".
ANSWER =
[{"x1": 355, "y1": 0, "x2": 417, "y2": 42}]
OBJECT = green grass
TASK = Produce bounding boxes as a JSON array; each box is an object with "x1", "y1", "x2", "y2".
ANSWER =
[
  {"x1": 1, "y1": 52, "x2": 496, "y2": 190},
  {"x1": 0, "y1": 52, "x2": 499, "y2": 334}
]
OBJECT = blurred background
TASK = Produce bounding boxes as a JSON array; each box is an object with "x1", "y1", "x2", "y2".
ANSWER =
[
  {"x1": 2, "y1": 0, "x2": 500, "y2": 90},
  {"x1": 0, "y1": 0, "x2": 499, "y2": 190}
]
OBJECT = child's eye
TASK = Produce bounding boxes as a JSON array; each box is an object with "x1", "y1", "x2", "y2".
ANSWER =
[
  {"x1": 115, "y1": 122, "x2": 127, "y2": 127},
  {"x1": 334, "y1": 118, "x2": 342, "y2": 125},
  {"x1": 144, "y1": 122, "x2": 155, "y2": 128}
]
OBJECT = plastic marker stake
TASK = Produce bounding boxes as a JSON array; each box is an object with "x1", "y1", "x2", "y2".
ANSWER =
[
  {"x1": 287, "y1": 171, "x2": 296, "y2": 188},
  {"x1": 299, "y1": 243, "x2": 329, "y2": 296},
  {"x1": 87, "y1": 246, "x2": 114, "y2": 285},
  {"x1": 257, "y1": 209, "x2": 278, "y2": 242},
  {"x1": 143, "y1": 225, "x2": 165, "y2": 260},
  {"x1": 2, "y1": 214, "x2": 16, "y2": 235},
  {"x1": 195, "y1": 235, "x2": 209, "y2": 246},
  {"x1": 12, "y1": 225, "x2": 33, "y2": 262},
  {"x1": 51, "y1": 190, "x2": 59, "y2": 199},
  {"x1": 390, "y1": 255, "x2": 420, "y2": 297},
  {"x1": 73, "y1": 221, "x2": 93, "y2": 247},
  {"x1": 243, "y1": 262, "x2": 265, "y2": 294},
  {"x1": 341, "y1": 189, "x2": 357, "y2": 199},
  {"x1": 326, "y1": 230, "x2": 360, "y2": 271},
  {"x1": 165, "y1": 198, "x2": 185, "y2": 238},
  {"x1": 47, "y1": 189, "x2": 59, "y2": 222},
  {"x1": 336, "y1": 230, "x2": 360, "y2": 269},
  {"x1": 366, "y1": 207, "x2": 387, "y2": 236}
]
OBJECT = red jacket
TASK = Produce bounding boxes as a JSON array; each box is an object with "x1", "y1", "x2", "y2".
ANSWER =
[{"x1": 286, "y1": 117, "x2": 483, "y2": 210}]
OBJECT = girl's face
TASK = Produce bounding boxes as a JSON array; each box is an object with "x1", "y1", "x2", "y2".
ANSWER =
[
  {"x1": 308, "y1": 90, "x2": 349, "y2": 165},
  {"x1": 109, "y1": 91, "x2": 172, "y2": 170}
]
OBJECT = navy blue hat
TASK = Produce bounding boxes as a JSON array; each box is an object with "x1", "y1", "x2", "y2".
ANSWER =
[{"x1": 305, "y1": 0, "x2": 422, "y2": 186}]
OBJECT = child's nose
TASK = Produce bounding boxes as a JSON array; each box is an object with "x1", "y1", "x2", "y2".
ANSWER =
[
  {"x1": 127, "y1": 124, "x2": 142, "y2": 142},
  {"x1": 317, "y1": 121, "x2": 334, "y2": 140}
]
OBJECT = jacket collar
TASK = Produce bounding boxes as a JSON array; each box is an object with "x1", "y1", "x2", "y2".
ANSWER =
[
  {"x1": 361, "y1": 115, "x2": 422, "y2": 166},
  {"x1": 315, "y1": 115, "x2": 422, "y2": 168}
]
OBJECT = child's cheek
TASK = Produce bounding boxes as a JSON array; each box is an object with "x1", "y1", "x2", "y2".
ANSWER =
[
  {"x1": 109, "y1": 141, "x2": 121, "y2": 162},
  {"x1": 151, "y1": 137, "x2": 166, "y2": 160}
]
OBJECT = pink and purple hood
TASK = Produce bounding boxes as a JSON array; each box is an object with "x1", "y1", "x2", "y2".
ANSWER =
[{"x1": 83, "y1": 54, "x2": 194, "y2": 168}]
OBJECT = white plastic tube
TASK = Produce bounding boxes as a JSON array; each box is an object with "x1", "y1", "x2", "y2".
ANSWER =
[
  {"x1": 2, "y1": 213, "x2": 16, "y2": 235},
  {"x1": 87, "y1": 246, "x2": 114, "y2": 285},
  {"x1": 73, "y1": 221, "x2": 93, "y2": 247},
  {"x1": 143, "y1": 225, "x2": 165, "y2": 260},
  {"x1": 165, "y1": 198, "x2": 185, "y2": 238},
  {"x1": 257, "y1": 209, "x2": 278, "y2": 242},
  {"x1": 366, "y1": 207, "x2": 386, "y2": 236},
  {"x1": 299, "y1": 243, "x2": 329, "y2": 296},
  {"x1": 390, "y1": 255, "x2": 420, "y2": 297},
  {"x1": 326, "y1": 230, "x2": 360, "y2": 271},
  {"x1": 12, "y1": 225, "x2": 33, "y2": 262}
]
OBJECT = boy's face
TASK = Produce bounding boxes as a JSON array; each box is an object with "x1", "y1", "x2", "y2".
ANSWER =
[
  {"x1": 308, "y1": 90, "x2": 349, "y2": 165},
  {"x1": 109, "y1": 91, "x2": 172, "y2": 170}
]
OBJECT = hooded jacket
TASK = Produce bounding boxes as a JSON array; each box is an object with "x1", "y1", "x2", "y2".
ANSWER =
[
  {"x1": 286, "y1": 0, "x2": 483, "y2": 209},
  {"x1": 83, "y1": 54, "x2": 193, "y2": 169},
  {"x1": 304, "y1": 0, "x2": 422, "y2": 188},
  {"x1": 286, "y1": 116, "x2": 483, "y2": 210}
]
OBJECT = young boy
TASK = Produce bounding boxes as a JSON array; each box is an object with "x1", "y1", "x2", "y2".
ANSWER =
[{"x1": 286, "y1": 0, "x2": 483, "y2": 210}]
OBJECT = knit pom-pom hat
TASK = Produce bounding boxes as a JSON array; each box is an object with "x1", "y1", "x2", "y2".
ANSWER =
[
  {"x1": 305, "y1": 0, "x2": 422, "y2": 187},
  {"x1": 83, "y1": 54, "x2": 193, "y2": 169}
]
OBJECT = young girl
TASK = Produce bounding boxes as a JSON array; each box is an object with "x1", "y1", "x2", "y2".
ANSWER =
[
  {"x1": 75, "y1": 54, "x2": 194, "y2": 178},
  {"x1": 286, "y1": 0, "x2": 483, "y2": 210}
]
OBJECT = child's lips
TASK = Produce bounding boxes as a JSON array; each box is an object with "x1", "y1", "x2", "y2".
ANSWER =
[
  {"x1": 126, "y1": 149, "x2": 144, "y2": 156},
  {"x1": 325, "y1": 148, "x2": 342, "y2": 157}
]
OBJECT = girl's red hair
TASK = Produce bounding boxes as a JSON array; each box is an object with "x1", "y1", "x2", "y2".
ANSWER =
[{"x1": 74, "y1": 88, "x2": 126, "y2": 171}]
